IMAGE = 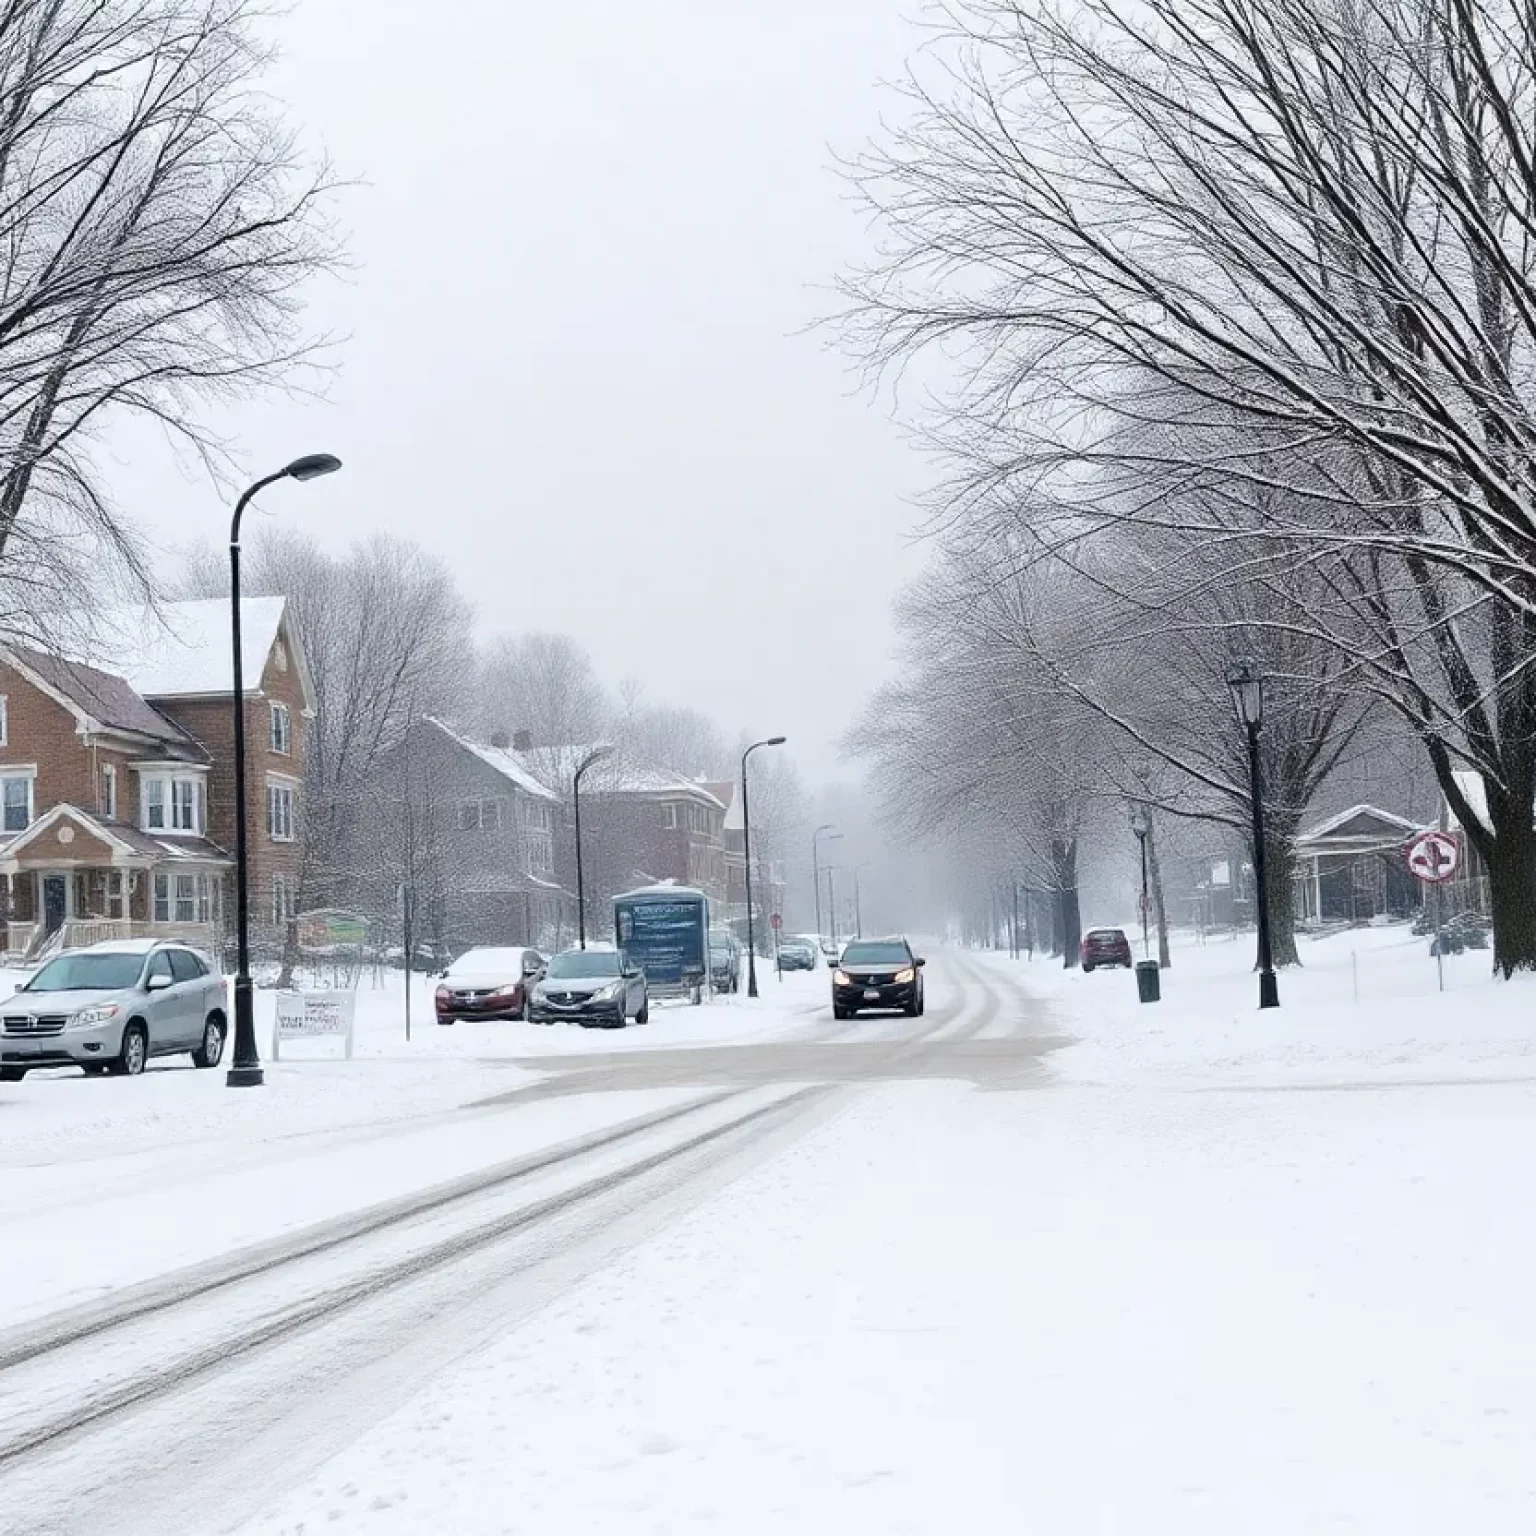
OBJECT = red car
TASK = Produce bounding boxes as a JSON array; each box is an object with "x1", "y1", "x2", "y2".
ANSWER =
[
  {"x1": 434, "y1": 946, "x2": 547, "y2": 1023},
  {"x1": 1080, "y1": 928, "x2": 1133, "y2": 972}
]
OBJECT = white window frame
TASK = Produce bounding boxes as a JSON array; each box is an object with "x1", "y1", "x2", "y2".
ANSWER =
[
  {"x1": 142, "y1": 771, "x2": 204, "y2": 835},
  {"x1": 105, "y1": 871, "x2": 126, "y2": 920},
  {"x1": 1, "y1": 767, "x2": 35, "y2": 833},
  {"x1": 272, "y1": 871, "x2": 295, "y2": 924},
  {"x1": 154, "y1": 871, "x2": 218, "y2": 926},
  {"x1": 102, "y1": 763, "x2": 117, "y2": 820},
  {"x1": 662, "y1": 803, "x2": 678, "y2": 830},
  {"x1": 269, "y1": 701, "x2": 292, "y2": 755},
  {"x1": 0, "y1": 694, "x2": 8, "y2": 747},
  {"x1": 266, "y1": 780, "x2": 296, "y2": 842}
]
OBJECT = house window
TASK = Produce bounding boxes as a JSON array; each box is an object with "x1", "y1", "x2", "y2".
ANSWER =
[
  {"x1": 0, "y1": 695, "x2": 8, "y2": 746},
  {"x1": 269, "y1": 702, "x2": 291, "y2": 755},
  {"x1": 144, "y1": 774, "x2": 202, "y2": 833},
  {"x1": 172, "y1": 779, "x2": 199, "y2": 832},
  {"x1": 2, "y1": 773, "x2": 32, "y2": 832},
  {"x1": 272, "y1": 871, "x2": 295, "y2": 924},
  {"x1": 102, "y1": 764, "x2": 117, "y2": 820},
  {"x1": 458, "y1": 799, "x2": 504, "y2": 832},
  {"x1": 105, "y1": 871, "x2": 126, "y2": 920},
  {"x1": 154, "y1": 872, "x2": 218, "y2": 925},
  {"x1": 266, "y1": 782, "x2": 296, "y2": 841},
  {"x1": 662, "y1": 803, "x2": 678, "y2": 830},
  {"x1": 526, "y1": 827, "x2": 554, "y2": 874}
]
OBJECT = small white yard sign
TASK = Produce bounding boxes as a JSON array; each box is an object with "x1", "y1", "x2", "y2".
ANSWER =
[{"x1": 271, "y1": 990, "x2": 356, "y2": 1061}]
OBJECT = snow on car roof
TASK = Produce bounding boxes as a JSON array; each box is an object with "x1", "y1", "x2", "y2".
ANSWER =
[{"x1": 446, "y1": 947, "x2": 531, "y2": 969}]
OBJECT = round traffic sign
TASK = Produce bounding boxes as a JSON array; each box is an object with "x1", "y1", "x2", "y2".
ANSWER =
[{"x1": 1406, "y1": 831, "x2": 1461, "y2": 885}]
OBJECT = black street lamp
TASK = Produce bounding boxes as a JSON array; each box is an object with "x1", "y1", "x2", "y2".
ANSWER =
[
  {"x1": 740, "y1": 735, "x2": 787, "y2": 998},
  {"x1": 812, "y1": 823, "x2": 840, "y2": 940},
  {"x1": 227, "y1": 453, "x2": 342, "y2": 1089},
  {"x1": 1129, "y1": 806, "x2": 1151, "y2": 961},
  {"x1": 573, "y1": 744, "x2": 613, "y2": 949},
  {"x1": 1227, "y1": 658, "x2": 1280, "y2": 1010}
]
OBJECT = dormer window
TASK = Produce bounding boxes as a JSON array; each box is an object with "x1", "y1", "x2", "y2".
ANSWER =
[{"x1": 142, "y1": 771, "x2": 204, "y2": 834}]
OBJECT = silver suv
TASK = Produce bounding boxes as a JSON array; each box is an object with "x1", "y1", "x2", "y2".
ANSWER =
[{"x1": 0, "y1": 940, "x2": 228, "y2": 1081}]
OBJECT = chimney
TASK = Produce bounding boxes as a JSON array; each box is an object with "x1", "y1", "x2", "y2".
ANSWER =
[
  {"x1": 489, "y1": 728, "x2": 510, "y2": 749},
  {"x1": 512, "y1": 729, "x2": 533, "y2": 752}
]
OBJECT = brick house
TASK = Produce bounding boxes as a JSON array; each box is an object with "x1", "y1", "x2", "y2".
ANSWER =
[
  {"x1": 558, "y1": 755, "x2": 728, "y2": 915},
  {"x1": 0, "y1": 598, "x2": 313, "y2": 959},
  {"x1": 381, "y1": 717, "x2": 570, "y2": 953}
]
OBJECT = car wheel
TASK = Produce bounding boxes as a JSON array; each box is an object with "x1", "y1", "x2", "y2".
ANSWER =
[
  {"x1": 192, "y1": 1015, "x2": 226, "y2": 1069},
  {"x1": 1082, "y1": 962, "x2": 1094, "y2": 973},
  {"x1": 0, "y1": 1066, "x2": 26, "y2": 1082},
  {"x1": 111, "y1": 1023, "x2": 148, "y2": 1078},
  {"x1": 635, "y1": 997, "x2": 649, "y2": 1025}
]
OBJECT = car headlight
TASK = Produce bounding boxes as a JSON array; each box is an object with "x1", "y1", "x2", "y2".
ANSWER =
[
  {"x1": 893, "y1": 967, "x2": 915, "y2": 985},
  {"x1": 531, "y1": 984, "x2": 549, "y2": 1002},
  {"x1": 593, "y1": 981, "x2": 622, "y2": 1001},
  {"x1": 833, "y1": 970, "x2": 850, "y2": 986},
  {"x1": 68, "y1": 1002, "x2": 120, "y2": 1030}
]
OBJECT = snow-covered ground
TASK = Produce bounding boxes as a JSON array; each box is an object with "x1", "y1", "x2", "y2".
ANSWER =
[
  {"x1": 996, "y1": 922, "x2": 1536, "y2": 1087},
  {"x1": 0, "y1": 966, "x2": 830, "y2": 1327},
  {"x1": 7, "y1": 935, "x2": 1536, "y2": 1533}
]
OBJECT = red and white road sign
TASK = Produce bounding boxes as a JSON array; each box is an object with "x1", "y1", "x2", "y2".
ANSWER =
[
  {"x1": 769, "y1": 913, "x2": 782, "y2": 930},
  {"x1": 1406, "y1": 830, "x2": 1461, "y2": 885}
]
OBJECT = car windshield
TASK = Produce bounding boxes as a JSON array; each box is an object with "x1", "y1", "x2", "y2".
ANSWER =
[
  {"x1": 1088, "y1": 931, "x2": 1124, "y2": 942},
  {"x1": 26, "y1": 953, "x2": 144, "y2": 991},
  {"x1": 840, "y1": 942, "x2": 911, "y2": 966},
  {"x1": 546, "y1": 951, "x2": 621, "y2": 978}
]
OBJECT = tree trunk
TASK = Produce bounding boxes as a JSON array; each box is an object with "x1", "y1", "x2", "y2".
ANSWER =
[
  {"x1": 1147, "y1": 817, "x2": 1171, "y2": 969},
  {"x1": 1264, "y1": 831, "x2": 1300, "y2": 969},
  {"x1": 1053, "y1": 836, "x2": 1082, "y2": 969},
  {"x1": 1483, "y1": 803, "x2": 1536, "y2": 977}
]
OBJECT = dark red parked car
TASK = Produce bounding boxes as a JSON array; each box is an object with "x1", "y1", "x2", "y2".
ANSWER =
[{"x1": 1080, "y1": 928, "x2": 1133, "y2": 972}]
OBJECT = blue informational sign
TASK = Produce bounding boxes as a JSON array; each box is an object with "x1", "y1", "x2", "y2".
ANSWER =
[{"x1": 613, "y1": 888, "x2": 708, "y2": 988}]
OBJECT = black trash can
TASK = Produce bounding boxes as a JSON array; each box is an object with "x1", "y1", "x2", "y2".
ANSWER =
[{"x1": 1135, "y1": 959, "x2": 1161, "y2": 1004}]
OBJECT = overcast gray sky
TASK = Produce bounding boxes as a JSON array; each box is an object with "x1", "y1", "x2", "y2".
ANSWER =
[{"x1": 109, "y1": 0, "x2": 928, "y2": 784}]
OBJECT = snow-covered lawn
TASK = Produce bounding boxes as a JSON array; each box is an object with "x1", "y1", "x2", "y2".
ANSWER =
[{"x1": 996, "y1": 922, "x2": 1536, "y2": 1088}]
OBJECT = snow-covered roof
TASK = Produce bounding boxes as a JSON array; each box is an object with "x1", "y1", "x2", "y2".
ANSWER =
[
  {"x1": 84, "y1": 598, "x2": 292, "y2": 701},
  {"x1": 521, "y1": 744, "x2": 726, "y2": 807},
  {"x1": 1296, "y1": 804, "x2": 1424, "y2": 848},
  {"x1": 425, "y1": 718, "x2": 559, "y2": 801}
]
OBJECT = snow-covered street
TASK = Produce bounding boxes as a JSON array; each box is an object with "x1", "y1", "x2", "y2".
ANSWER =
[{"x1": 5, "y1": 935, "x2": 1536, "y2": 1533}]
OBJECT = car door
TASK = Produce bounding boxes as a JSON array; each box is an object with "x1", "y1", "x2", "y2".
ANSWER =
[
  {"x1": 141, "y1": 949, "x2": 182, "y2": 1053},
  {"x1": 168, "y1": 948, "x2": 214, "y2": 1048},
  {"x1": 622, "y1": 950, "x2": 645, "y2": 1014}
]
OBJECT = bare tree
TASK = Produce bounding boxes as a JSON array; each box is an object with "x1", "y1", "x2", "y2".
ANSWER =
[
  {"x1": 476, "y1": 632, "x2": 608, "y2": 749},
  {"x1": 843, "y1": 0, "x2": 1536, "y2": 971},
  {"x1": 0, "y1": 0, "x2": 337, "y2": 615}
]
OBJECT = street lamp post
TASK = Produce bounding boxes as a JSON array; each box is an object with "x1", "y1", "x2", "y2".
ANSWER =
[
  {"x1": 1130, "y1": 806, "x2": 1151, "y2": 961},
  {"x1": 573, "y1": 745, "x2": 614, "y2": 949},
  {"x1": 226, "y1": 453, "x2": 342, "y2": 1089},
  {"x1": 741, "y1": 735, "x2": 787, "y2": 998},
  {"x1": 1227, "y1": 658, "x2": 1280, "y2": 1010},
  {"x1": 827, "y1": 866, "x2": 839, "y2": 947},
  {"x1": 811, "y1": 823, "x2": 840, "y2": 940}
]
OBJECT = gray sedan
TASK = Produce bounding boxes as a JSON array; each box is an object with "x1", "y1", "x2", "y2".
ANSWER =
[{"x1": 0, "y1": 940, "x2": 229, "y2": 1080}]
